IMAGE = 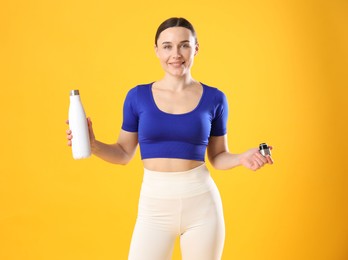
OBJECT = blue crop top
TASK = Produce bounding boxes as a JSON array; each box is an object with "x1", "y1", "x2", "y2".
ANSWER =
[{"x1": 121, "y1": 82, "x2": 228, "y2": 161}]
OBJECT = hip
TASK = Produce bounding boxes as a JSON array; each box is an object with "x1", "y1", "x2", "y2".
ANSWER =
[{"x1": 140, "y1": 163, "x2": 219, "y2": 199}]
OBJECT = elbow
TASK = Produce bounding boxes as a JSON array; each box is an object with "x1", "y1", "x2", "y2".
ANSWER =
[
  {"x1": 208, "y1": 156, "x2": 223, "y2": 170},
  {"x1": 117, "y1": 161, "x2": 128, "y2": 166},
  {"x1": 114, "y1": 143, "x2": 135, "y2": 165},
  {"x1": 210, "y1": 161, "x2": 228, "y2": 171},
  {"x1": 208, "y1": 151, "x2": 239, "y2": 171},
  {"x1": 117, "y1": 155, "x2": 132, "y2": 165}
]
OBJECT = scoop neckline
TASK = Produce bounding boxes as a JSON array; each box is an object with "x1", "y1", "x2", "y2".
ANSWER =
[{"x1": 149, "y1": 82, "x2": 206, "y2": 116}]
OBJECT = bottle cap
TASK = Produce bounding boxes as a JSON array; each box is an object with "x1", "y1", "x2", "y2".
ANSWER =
[
  {"x1": 70, "y1": 90, "x2": 80, "y2": 96},
  {"x1": 259, "y1": 143, "x2": 268, "y2": 150}
]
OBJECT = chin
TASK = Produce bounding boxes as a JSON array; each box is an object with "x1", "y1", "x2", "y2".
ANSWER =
[
  {"x1": 168, "y1": 68, "x2": 188, "y2": 77},
  {"x1": 170, "y1": 72, "x2": 187, "y2": 78}
]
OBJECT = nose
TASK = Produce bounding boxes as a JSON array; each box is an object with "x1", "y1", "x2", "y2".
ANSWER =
[{"x1": 172, "y1": 46, "x2": 182, "y2": 58}]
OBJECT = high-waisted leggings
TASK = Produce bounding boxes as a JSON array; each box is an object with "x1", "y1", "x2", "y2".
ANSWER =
[{"x1": 128, "y1": 164, "x2": 225, "y2": 260}]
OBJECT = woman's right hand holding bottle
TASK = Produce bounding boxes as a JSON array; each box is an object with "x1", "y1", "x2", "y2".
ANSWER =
[{"x1": 66, "y1": 117, "x2": 96, "y2": 148}]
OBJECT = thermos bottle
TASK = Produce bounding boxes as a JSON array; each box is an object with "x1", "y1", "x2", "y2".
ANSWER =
[{"x1": 69, "y1": 90, "x2": 91, "y2": 159}]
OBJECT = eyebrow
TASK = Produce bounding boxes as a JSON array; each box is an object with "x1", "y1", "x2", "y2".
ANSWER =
[{"x1": 161, "y1": 40, "x2": 190, "y2": 45}]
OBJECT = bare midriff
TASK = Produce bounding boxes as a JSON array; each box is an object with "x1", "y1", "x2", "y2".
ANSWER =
[{"x1": 142, "y1": 158, "x2": 204, "y2": 172}]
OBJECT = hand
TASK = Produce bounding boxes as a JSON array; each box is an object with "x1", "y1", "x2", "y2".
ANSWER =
[
  {"x1": 239, "y1": 146, "x2": 274, "y2": 171},
  {"x1": 65, "y1": 117, "x2": 96, "y2": 147}
]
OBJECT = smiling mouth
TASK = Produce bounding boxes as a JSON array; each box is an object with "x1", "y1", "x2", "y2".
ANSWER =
[{"x1": 169, "y1": 61, "x2": 185, "y2": 66}]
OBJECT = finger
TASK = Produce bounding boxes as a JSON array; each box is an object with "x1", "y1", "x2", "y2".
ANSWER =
[
  {"x1": 67, "y1": 134, "x2": 73, "y2": 140},
  {"x1": 87, "y1": 117, "x2": 95, "y2": 138},
  {"x1": 87, "y1": 117, "x2": 92, "y2": 126},
  {"x1": 252, "y1": 163, "x2": 261, "y2": 171},
  {"x1": 67, "y1": 140, "x2": 72, "y2": 146},
  {"x1": 255, "y1": 152, "x2": 268, "y2": 163},
  {"x1": 243, "y1": 159, "x2": 257, "y2": 171},
  {"x1": 253, "y1": 155, "x2": 264, "y2": 168},
  {"x1": 66, "y1": 119, "x2": 69, "y2": 125},
  {"x1": 266, "y1": 155, "x2": 274, "y2": 164},
  {"x1": 66, "y1": 129, "x2": 71, "y2": 134},
  {"x1": 248, "y1": 161, "x2": 257, "y2": 171},
  {"x1": 87, "y1": 117, "x2": 93, "y2": 130}
]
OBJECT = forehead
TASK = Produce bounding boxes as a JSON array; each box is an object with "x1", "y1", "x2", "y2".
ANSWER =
[{"x1": 157, "y1": 27, "x2": 195, "y2": 43}]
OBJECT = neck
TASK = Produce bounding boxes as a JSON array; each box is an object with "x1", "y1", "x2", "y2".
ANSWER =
[{"x1": 159, "y1": 73, "x2": 196, "y2": 91}]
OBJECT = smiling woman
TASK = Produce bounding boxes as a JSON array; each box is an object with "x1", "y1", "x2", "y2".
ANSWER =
[
  {"x1": 66, "y1": 17, "x2": 273, "y2": 260},
  {"x1": 154, "y1": 18, "x2": 199, "y2": 79},
  {"x1": 155, "y1": 26, "x2": 199, "y2": 78}
]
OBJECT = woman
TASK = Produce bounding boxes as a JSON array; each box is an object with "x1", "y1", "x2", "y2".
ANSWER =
[{"x1": 66, "y1": 17, "x2": 273, "y2": 260}]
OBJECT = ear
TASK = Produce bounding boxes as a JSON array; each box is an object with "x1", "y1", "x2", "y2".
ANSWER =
[
  {"x1": 154, "y1": 44, "x2": 159, "y2": 58},
  {"x1": 194, "y1": 42, "x2": 199, "y2": 56}
]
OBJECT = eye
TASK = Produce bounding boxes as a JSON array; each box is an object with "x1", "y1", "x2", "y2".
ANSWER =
[
  {"x1": 163, "y1": 45, "x2": 172, "y2": 50},
  {"x1": 181, "y1": 44, "x2": 191, "y2": 48}
]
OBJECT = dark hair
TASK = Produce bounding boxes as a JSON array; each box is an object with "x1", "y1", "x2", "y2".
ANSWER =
[{"x1": 155, "y1": 17, "x2": 197, "y2": 46}]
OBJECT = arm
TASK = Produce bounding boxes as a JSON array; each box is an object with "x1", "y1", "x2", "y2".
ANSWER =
[
  {"x1": 207, "y1": 135, "x2": 273, "y2": 171},
  {"x1": 92, "y1": 130, "x2": 138, "y2": 165},
  {"x1": 67, "y1": 118, "x2": 138, "y2": 165}
]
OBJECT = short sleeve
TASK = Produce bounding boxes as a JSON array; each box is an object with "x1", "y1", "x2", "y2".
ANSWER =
[
  {"x1": 210, "y1": 90, "x2": 228, "y2": 136},
  {"x1": 121, "y1": 87, "x2": 139, "y2": 132}
]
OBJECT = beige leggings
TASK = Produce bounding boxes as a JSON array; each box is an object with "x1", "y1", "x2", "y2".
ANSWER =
[{"x1": 128, "y1": 164, "x2": 225, "y2": 260}]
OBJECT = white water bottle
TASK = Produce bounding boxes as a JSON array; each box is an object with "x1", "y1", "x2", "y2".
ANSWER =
[{"x1": 69, "y1": 90, "x2": 91, "y2": 159}]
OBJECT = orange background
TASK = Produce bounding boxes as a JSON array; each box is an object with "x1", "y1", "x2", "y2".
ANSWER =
[{"x1": 1, "y1": 0, "x2": 347, "y2": 259}]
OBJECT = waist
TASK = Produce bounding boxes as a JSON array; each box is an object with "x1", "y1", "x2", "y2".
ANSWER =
[
  {"x1": 142, "y1": 158, "x2": 204, "y2": 172},
  {"x1": 140, "y1": 164, "x2": 216, "y2": 198}
]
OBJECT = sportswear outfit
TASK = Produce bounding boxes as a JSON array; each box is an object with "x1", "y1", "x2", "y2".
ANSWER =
[{"x1": 122, "y1": 82, "x2": 228, "y2": 260}]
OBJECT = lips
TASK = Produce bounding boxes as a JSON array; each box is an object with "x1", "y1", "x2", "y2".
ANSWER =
[{"x1": 169, "y1": 61, "x2": 185, "y2": 67}]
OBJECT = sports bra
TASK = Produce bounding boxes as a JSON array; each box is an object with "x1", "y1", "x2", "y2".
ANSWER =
[{"x1": 121, "y1": 82, "x2": 228, "y2": 161}]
